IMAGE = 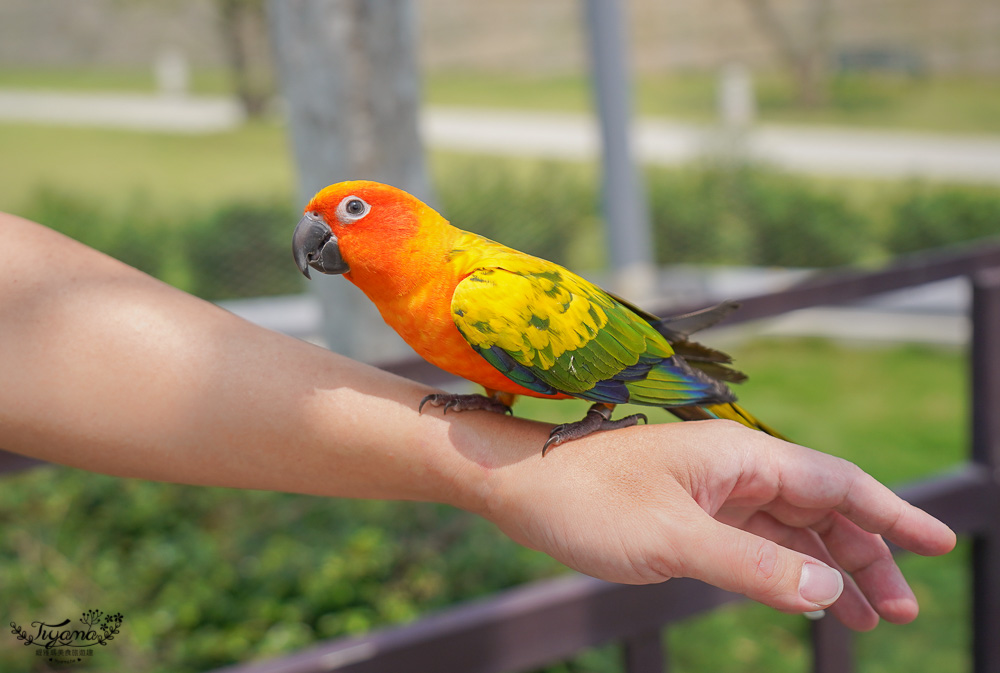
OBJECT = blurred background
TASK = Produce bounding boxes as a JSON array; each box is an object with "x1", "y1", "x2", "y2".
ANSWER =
[{"x1": 0, "y1": 0, "x2": 996, "y2": 671}]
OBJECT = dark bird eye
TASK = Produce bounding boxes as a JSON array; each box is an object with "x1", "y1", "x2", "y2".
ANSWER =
[{"x1": 336, "y1": 195, "x2": 370, "y2": 223}]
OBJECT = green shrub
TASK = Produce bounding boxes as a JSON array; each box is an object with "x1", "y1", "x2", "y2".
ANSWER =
[
  {"x1": 647, "y1": 166, "x2": 745, "y2": 265},
  {"x1": 18, "y1": 187, "x2": 171, "y2": 279},
  {"x1": 0, "y1": 468, "x2": 562, "y2": 673},
  {"x1": 434, "y1": 159, "x2": 880, "y2": 270},
  {"x1": 181, "y1": 200, "x2": 302, "y2": 300},
  {"x1": 16, "y1": 187, "x2": 302, "y2": 300},
  {"x1": 16, "y1": 166, "x2": 1000, "y2": 308},
  {"x1": 433, "y1": 156, "x2": 602, "y2": 267},
  {"x1": 888, "y1": 185, "x2": 1000, "y2": 254},
  {"x1": 736, "y1": 167, "x2": 874, "y2": 267},
  {"x1": 649, "y1": 165, "x2": 876, "y2": 268}
]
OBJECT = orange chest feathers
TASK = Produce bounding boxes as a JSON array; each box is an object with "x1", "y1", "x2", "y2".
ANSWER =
[{"x1": 358, "y1": 271, "x2": 562, "y2": 399}]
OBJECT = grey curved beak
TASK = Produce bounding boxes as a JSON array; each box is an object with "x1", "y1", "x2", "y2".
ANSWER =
[{"x1": 292, "y1": 213, "x2": 349, "y2": 278}]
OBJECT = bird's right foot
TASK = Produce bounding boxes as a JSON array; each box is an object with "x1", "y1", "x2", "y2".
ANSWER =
[{"x1": 542, "y1": 403, "x2": 647, "y2": 456}]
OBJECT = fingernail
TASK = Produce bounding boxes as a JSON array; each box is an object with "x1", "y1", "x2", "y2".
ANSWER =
[{"x1": 799, "y1": 562, "x2": 844, "y2": 607}]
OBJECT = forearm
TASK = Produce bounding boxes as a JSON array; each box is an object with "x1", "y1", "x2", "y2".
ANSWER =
[{"x1": 0, "y1": 214, "x2": 543, "y2": 510}]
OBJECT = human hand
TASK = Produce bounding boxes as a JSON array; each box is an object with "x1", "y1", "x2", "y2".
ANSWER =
[{"x1": 479, "y1": 419, "x2": 957, "y2": 631}]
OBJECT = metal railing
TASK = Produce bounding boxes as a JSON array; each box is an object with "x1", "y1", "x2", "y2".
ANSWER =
[{"x1": 3, "y1": 240, "x2": 998, "y2": 673}]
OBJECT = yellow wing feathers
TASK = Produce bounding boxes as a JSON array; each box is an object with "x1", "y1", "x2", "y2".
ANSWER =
[
  {"x1": 452, "y1": 266, "x2": 619, "y2": 371},
  {"x1": 446, "y1": 234, "x2": 730, "y2": 406}
]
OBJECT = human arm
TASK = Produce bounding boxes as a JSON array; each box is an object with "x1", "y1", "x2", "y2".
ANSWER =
[{"x1": 0, "y1": 213, "x2": 956, "y2": 631}]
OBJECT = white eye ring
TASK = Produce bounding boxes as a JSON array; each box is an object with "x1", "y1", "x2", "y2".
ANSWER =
[{"x1": 335, "y1": 195, "x2": 371, "y2": 223}]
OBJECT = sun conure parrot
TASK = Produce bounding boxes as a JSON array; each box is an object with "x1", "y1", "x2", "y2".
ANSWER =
[{"x1": 292, "y1": 180, "x2": 784, "y2": 454}]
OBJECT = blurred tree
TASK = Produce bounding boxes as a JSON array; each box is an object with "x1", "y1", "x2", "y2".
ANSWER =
[
  {"x1": 120, "y1": 0, "x2": 276, "y2": 117},
  {"x1": 215, "y1": 0, "x2": 275, "y2": 118},
  {"x1": 743, "y1": 0, "x2": 833, "y2": 107},
  {"x1": 268, "y1": 0, "x2": 432, "y2": 360}
]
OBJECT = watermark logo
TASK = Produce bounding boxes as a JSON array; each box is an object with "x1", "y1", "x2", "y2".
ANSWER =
[{"x1": 10, "y1": 609, "x2": 124, "y2": 665}]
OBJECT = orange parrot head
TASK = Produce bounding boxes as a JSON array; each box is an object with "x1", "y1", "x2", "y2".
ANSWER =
[{"x1": 292, "y1": 180, "x2": 447, "y2": 284}]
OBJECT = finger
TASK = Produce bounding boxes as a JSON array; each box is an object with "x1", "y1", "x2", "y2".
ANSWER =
[
  {"x1": 739, "y1": 511, "x2": 880, "y2": 631},
  {"x1": 671, "y1": 510, "x2": 844, "y2": 614},
  {"x1": 771, "y1": 445, "x2": 957, "y2": 556},
  {"x1": 811, "y1": 510, "x2": 919, "y2": 624},
  {"x1": 761, "y1": 499, "x2": 920, "y2": 625}
]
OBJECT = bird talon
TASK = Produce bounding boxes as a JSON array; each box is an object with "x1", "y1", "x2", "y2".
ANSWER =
[
  {"x1": 417, "y1": 394, "x2": 436, "y2": 414},
  {"x1": 541, "y1": 433, "x2": 563, "y2": 457},
  {"x1": 540, "y1": 405, "x2": 649, "y2": 455}
]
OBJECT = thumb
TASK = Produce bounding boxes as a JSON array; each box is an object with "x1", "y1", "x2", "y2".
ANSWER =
[{"x1": 676, "y1": 514, "x2": 844, "y2": 613}]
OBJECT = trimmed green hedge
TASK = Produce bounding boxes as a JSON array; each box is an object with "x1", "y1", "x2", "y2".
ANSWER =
[
  {"x1": 16, "y1": 161, "x2": 1000, "y2": 301},
  {"x1": 18, "y1": 187, "x2": 304, "y2": 300},
  {"x1": 889, "y1": 185, "x2": 1000, "y2": 254},
  {"x1": 647, "y1": 164, "x2": 875, "y2": 267}
]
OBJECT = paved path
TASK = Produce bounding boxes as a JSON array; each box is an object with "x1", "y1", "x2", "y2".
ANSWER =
[
  {"x1": 2, "y1": 90, "x2": 1000, "y2": 183},
  {"x1": 424, "y1": 107, "x2": 1000, "y2": 184},
  {"x1": 0, "y1": 90, "x2": 244, "y2": 132}
]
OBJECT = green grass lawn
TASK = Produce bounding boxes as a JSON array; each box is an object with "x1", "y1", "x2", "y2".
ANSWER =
[
  {"x1": 0, "y1": 65, "x2": 234, "y2": 96},
  {"x1": 0, "y1": 121, "x2": 294, "y2": 217},
  {"x1": 425, "y1": 70, "x2": 1000, "y2": 135},
  {"x1": 2, "y1": 65, "x2": 998, "y2": 135}
]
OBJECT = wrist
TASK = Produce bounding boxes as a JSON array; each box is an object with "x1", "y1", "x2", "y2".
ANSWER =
[{"x1": 435, "y1": 411, "x2": 549, "y2": 522}]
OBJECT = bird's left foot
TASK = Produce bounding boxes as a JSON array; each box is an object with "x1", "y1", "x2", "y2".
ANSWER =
[
  {"x1": 418, "y1": 393, "x2": 513, "y2": 416},
  {"x1": 543, "y1": 404, "x2": 647, "y2": 456}
]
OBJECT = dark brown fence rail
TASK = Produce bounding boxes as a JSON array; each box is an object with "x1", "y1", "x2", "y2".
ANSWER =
[{"x1": 3, "y1": 240, "x2": 999, "y2": 673}]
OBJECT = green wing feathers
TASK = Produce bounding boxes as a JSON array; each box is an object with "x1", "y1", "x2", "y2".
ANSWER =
[{"x1": 451, "y1": 259, "x2": 734, "y2": 408}]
